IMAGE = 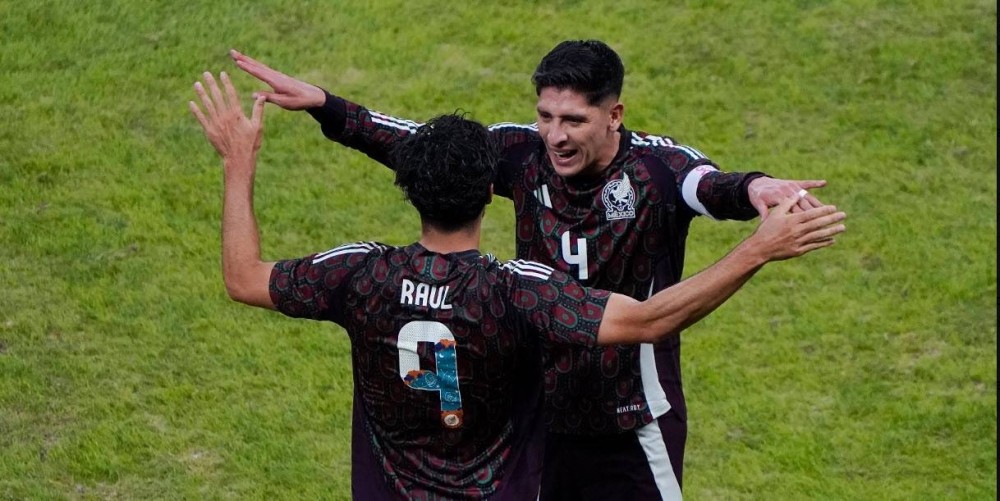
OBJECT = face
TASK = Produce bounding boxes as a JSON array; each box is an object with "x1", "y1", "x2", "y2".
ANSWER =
[{"x1": 536, "y1": 87, "x2": 623, "y2": 178}]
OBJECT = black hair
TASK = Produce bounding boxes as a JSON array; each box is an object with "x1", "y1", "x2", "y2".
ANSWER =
[
  {"x1": 531, "y1": 40, "x2": 625, "y2": 105},
  {"x1": 391, "y1": 114, "x2": 499, "y2": 232}
]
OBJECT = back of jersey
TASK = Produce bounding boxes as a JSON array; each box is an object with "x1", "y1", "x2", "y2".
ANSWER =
[{"x1": 269, "y1": 241, "x2": 609, "y2": 500}]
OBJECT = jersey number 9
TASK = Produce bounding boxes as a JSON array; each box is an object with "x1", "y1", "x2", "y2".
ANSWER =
[{"x1": 397, "y1": 321, "x2": 464, "y2": 429}]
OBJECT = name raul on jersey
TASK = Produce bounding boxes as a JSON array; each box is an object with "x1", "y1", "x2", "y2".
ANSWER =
[{"x1": 400, "y1": 279, "x2": 453, "y2": 310}]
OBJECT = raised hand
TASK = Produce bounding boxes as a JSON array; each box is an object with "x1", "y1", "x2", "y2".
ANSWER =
[
  {"x1": 747, "y1": 177, "x2": 827, "y2": 219},
  {"x1": 230, "y1": 50, "x2": 326, "y2": 111},
  {"x1": 750, "y1": 194, "x2": 846, "y2": 262},
  {"x1": 189, "y1": 71, "x2": 266, "y2": 166}
]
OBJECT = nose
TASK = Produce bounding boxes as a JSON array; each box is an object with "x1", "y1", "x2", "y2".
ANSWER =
[{"x1": 546, "y1": 123, "x2": 568, "y2": 147}]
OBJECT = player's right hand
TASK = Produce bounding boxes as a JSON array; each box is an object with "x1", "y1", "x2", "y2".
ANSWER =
[
  {"x1": 750, "y1": 195, "x2": 846, "y2": 262},
  {"x1": 230, "y1": 50, "x2": 327, "y2": 111}
]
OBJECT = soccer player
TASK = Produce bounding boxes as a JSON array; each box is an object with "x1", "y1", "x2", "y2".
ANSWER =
[{"x1": 227, "y1": 39, "x2": 841, "y2": 500}]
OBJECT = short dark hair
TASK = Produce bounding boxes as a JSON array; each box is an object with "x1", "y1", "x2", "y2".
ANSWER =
[
  {"x1": 531, "y1": 40, "x2": 624, "y2": 105},
  {"x1": 391, "y1": 114, "x2": 498, "y2": 232}
]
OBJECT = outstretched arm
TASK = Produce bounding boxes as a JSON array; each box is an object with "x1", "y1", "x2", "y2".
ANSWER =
[
  {"x1": 231, "y1": 50, "x2": 421, "y2": 167},
  {"x1": 189, "y1": 71, "x2": 276, "y2": 309},
  {"x1": 596, "y1": 195, "x2": 846, "y2": 345}
]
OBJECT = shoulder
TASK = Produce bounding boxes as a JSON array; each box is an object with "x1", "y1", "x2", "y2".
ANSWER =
[
  {"x1": 628, "y1": 129, "x2": 712, "y2": 164},
  {"x1": 488, "y1": 122, "x2": 542, "y2": 148},
  {"x1": 311, "y1": 241, "x2": 392, "y2": 266},
  {"x1": 499, "y1": 259, "x2": 557, "y2": 282},
  {"x1": 622, "y1": 130, "x2": 718, "y2": 190}
]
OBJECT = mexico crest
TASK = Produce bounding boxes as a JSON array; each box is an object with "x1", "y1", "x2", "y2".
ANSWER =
[{"x1": 602, "y1": 173, "x2": 636, "y2": 221}]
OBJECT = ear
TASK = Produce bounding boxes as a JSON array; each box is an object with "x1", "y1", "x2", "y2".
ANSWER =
[
  {"x1": 487, "y1": 184, "x2": 494, "y2": 205},
  {"x1": 609, "y1": 101, "x2": 624, "y2": 131}
]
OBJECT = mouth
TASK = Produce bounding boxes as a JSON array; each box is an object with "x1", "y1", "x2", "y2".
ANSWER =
[{"x1": 550, "y1": 149, "x2": 578, "y2": 167}]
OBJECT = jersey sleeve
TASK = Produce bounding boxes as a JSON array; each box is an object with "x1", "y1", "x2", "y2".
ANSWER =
[
  {"x1": 503, "y1": 260, "x2": 611, "y2": 347},
  {"x1": 487, "y1": 122, "x2": 541, "y2": 199},
  {"x1": 639, "y1": 134, "x2": 766, "y2": 221},
  {"x1": 306, "y1": 91, "x2": 422, "y2": 168},
  {"x1": 268, "y1": 241, "x2": 385, "y2": 323}
]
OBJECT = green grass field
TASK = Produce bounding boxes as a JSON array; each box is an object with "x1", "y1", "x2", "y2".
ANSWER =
[{"x1": 1, "y1": 0, "x2": 995, "y2": 499}]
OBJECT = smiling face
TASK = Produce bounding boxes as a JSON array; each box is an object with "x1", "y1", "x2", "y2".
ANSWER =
[{"x1": 536, "y1": 87, "x2": 624, "y2": 178}]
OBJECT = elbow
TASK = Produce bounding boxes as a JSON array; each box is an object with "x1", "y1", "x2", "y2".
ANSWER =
[
  {"x1": 224, "y1": 279, "x2": 248, "y2": 304},
  {"x1": 222, "y1": 261, "x2": 275, "y2": 310},
  {"x1": 223, "y1": 272, "x2": 255, "y2": 305}
]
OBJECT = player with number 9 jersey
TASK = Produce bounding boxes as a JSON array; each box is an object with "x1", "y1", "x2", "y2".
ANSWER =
[{"x1": 269, "y1": 242, "x2": 610, "y2": 500}]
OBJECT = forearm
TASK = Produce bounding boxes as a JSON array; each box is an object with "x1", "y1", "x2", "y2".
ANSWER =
[
  {"x1": 684, "y1": 167, "x2": 767, "y2": 221},
  {"x1": 641, "y1": 239, "x2": 767, "y2": 338},
  {"x1": 307, "y1": 91, "x2": 413, "y2": 167},
  {"x1": 597, "y1": 240, "x2": 767, "y2": 345},
  {"x1": 222, "y1": 157, "x2": 276, "y2": 309}
]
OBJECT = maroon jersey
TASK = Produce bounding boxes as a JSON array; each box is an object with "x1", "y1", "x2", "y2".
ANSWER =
[
  {"x1": 269, "y1": 242, "x2": 610, "y2": 500},
  {"x1": 306, "y1": 94, "x2": 764, "y2": 435}
]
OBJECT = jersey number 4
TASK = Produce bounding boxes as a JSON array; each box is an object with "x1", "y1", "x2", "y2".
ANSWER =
[
  {"x1": 561, "y1": 231, "x2": 589, "y2": 280},
  {"x1": 397, "y1": 321, "x2": 464, "y2": 429}
]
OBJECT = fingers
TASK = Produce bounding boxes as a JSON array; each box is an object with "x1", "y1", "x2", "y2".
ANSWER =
[
  {"x1": 231, "y1": 50, "x2": 279, "y2": 87},
  {"x1": 220, "y1": 71, "x2": 240, "y2": 109},
  {"x1": 802, "y1": 223, "x2": 846, "y2": 243},
  {"x1": 797, "y1": 180, "x2": 827, "y2": 190},
  {"x1": 253, "y1": 90, "x2": 281, "y2": 106},
  {"x1": 193, "y1": 81, "x2": 216, "y2": 118},
  {"x1": 795, "y1": 198, "x2": 814, "y2": 212},
  {"x1": 802, "y1": 191, "x2": 824, "y2": 209},
  {"x1": 793, "y1": 180, "x2": 825, "y2": 210},
  {"x1": 773, "y1": 193, "x2": 800, "y2": 215},
  {"x1": 203, "y1": 72, "x2": 227, "y2": 110},
  {"x1": 797, "y1": 238, "x2": 837, "y2": 255},
  {"x1": 251, "y1": 94, "x2": 266, "y2": 126},
  {"x1": 754, "y1": 199, "x2": 770, "y2": 220},
  {"x1": 188, "y1": 100, "x2": 209, "y2": 129},
  {"x1": 799, "y1": 209, "x2": 846, "y2": 232}
]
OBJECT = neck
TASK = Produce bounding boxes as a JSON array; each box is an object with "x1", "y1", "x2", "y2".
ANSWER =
[
  {"x1": 418, "y1": 219, "x2": 482, "y2": 254},
  {"x1": 592, "y1": 129, "x2": 622, "y2": 175}
]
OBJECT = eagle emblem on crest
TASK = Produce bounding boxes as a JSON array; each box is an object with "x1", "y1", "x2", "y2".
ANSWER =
[{"x1": 601, "y1": 173, "x2": 636, "y2": 221}]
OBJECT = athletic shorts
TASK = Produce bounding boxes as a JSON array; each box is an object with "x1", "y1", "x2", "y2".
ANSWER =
[{"x1": 539, "y1": 410, "x2": 686, "y2": 501}]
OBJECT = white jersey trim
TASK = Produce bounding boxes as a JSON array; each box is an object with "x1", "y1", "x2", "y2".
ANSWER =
[
  {"x1": 636, "y1": 421, "x2": 684, "y2": 501},
  {"x1": 640, "y1": 282, "x2": 672, "y2": 420},
  {"x1": 370, "y1": 111, "x2": 422, "y2": 133},
  {"x1": 630, "y1": 131, "x2": 675, "y2": 148},
  {"x1": 488, "y1": 122, "x2": 538, "y2": 132},
  {"x1": 631, "y1": 132, "x2": 707, "y2": 162},
  {"x1": 313, "y1": 241, "x2": 386, "y2": 264},
  {"x1": 501, "y1": 259, "x2": 555, "y2": 280}
]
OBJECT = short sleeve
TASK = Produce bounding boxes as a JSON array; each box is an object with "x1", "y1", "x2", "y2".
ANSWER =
[
  {"x1": 269, "y1": 242, "x2": 384, "y2": 323},
  {"x1": 505, "y1": 260, "x2": 611, "y2": 347}
]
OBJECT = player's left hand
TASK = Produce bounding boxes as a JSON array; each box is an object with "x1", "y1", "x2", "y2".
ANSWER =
[
  {"x1": 189, "y1": 71, "x2": 266, "y2": 166},
  {"x1": 747, "y1": 177, "x2": 826, "y2": 220}
]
